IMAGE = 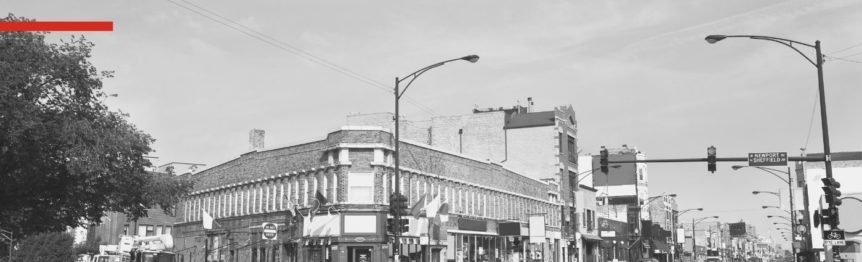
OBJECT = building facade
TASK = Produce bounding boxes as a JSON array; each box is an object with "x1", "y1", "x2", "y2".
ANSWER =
[
  {"x1": 347, "y1": 102, "x2": 585, "y2": 261},
  {"x1": 593, "y1": 145, "x2": 649, "y2": 262},
  {"x1": 172, "y1": 127, "x2": 565, "y2": 262}
]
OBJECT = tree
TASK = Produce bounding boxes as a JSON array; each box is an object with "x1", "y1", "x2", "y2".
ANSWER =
[
  {"x1": 13, "y1": 232, "x2": 75, "y2": 262},
  {"x1": 0, "y1": 14, "x2": 193, "y2": 238}
]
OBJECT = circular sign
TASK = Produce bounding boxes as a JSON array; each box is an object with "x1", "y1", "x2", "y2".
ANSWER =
[
  {"x1": 796, "y1": 225, "x2": 807, "y2": 234},
  {"x1": 840, "y1": 196, "x2": 862, "y2": 234},
  {"x1": 262, "y1": 223, "x2": 278, "y2": 240}
]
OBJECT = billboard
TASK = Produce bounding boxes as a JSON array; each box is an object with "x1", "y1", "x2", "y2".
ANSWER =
[{"x1": 729, "y1": 222, "x2": 746, "y2": 237}]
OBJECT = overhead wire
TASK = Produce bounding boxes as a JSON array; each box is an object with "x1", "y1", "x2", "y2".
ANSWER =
[
  {"x1": 164, "y1": 0, "x2": 440, "y2": 116},
  {"x1": 801, "y1": 90, "x2": 818, "y2": 151},
  {"x1": 828, "y1": 41, "x2": 862, "y2": 56}
]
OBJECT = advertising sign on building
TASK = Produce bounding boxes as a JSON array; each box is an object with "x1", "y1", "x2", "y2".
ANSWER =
[
  {"x1": 729, "y1": 222, "x2": 746, "y2": 237},
  {"x1": 529, "y1": 215, "x2": 546, "y2": 244}
]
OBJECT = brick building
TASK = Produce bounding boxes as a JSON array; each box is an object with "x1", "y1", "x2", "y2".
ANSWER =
[
  {"x1": 347, "y1": 102, "x2": 585, "y2": 262},
  {"x1": 593, "y1": 145, "x2": 650, "y2": 262},
  {"x1": 173, "y1": 127, "x2": 564, "y2": 262}
]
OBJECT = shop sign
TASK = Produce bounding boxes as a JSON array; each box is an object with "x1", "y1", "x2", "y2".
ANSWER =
[
  {"x1": 499, "y1": 222, "x2": 522, "y2": 236},
  {"x1": 458, "y1": 218, "x2": 487, "y2": 232}
]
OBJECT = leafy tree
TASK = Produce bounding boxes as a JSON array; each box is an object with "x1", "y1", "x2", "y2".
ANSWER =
[
  {"x1": 13, "y1": 232, "x2": 75, "y2": 262},
  {"x1": 0, "y1": 14, "x2": 193, "y2": 238}
]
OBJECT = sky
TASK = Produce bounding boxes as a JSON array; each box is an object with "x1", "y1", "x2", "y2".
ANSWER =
[{"x1": 6, "y1": 0, "x2": 862, "y2": 248}]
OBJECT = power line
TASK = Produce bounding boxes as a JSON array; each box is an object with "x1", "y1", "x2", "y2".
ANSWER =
[
  {"x1": 164, "y1": 0, "x2": 439, "y2": 116},
  {"x1": 828, "y1": 41, "x2": 862, "y2": 55},
  {"x1": 825, "y1": 55, "x2": 862, "y2": 65},
  {"x1": 802, "y1": 91, "x2": 818, "y2": 151},
  {"x1": 838, "y1": 50, "x2": 862, "y2": 59}
]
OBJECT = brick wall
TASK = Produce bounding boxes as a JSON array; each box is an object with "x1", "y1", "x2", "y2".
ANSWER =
[{"x1": 428, "y1": 111, "x2": 506, "y2": 162}]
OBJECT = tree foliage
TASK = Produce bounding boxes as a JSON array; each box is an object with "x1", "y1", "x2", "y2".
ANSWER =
[
  {"x1": 12, "y1": 232, "x2": 75, "y2": 262},
  {"x1": 0, "y1": 14, "x2": 193, "y2": 238}
]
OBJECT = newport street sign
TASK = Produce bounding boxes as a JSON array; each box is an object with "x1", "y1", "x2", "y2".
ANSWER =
[{"x1": 748, "y1": 152, "x2": 788, "y2": 166}]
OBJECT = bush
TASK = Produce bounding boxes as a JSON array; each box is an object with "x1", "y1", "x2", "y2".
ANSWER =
[{"x1": 13, "y1": 232, "x2": 75, "y2": 262}]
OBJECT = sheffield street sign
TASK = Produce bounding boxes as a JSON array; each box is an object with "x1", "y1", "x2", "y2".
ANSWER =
[{"x1": 748, "y1": 152, "x2": 788, "y2": 166}]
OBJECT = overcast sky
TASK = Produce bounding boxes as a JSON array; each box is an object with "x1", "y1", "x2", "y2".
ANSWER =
[{"x1": 7, "y1": 0, "x2": 862, "y2": 247}]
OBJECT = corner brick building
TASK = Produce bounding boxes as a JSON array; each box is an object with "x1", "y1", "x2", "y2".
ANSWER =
[{"x1": 174, "y1": 126, "x2": 564, "y2": 262}]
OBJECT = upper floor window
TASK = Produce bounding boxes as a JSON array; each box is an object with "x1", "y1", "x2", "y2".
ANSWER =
[
  {"x1": 348, "y1": 172, "x2": 374, "y2": 203},
  {"x1": 567, "y1": 135, "x2": 576, "y2": 163}
]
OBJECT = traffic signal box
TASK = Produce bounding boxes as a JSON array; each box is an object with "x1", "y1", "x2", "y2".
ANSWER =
[
  {"x1": 388, "y1": 193, "x2": 410, "y2": 233},
  {"x1": 600, "y1": 147, "x2": 609, "y2": 174},
  {"x1": 821, "y1": 177, "x2": 842, "y2": 229},
  {"x1": 386, "y1": 218, "x2": 410, "y2": 233},
  {"x1": 707, "y1": 146, "x2": 717, "y2": 173}
]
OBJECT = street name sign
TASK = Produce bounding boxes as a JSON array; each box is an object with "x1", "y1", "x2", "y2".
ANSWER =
[
  {"x1": 748, "y1": 152, "x2": 788, "y2": 166},
  {"x1": 823, "y1": 229, "x2": 845, "y2": 246},
  {"x1": 262, "y1": 222, "x2": 278, "y2": 240}
]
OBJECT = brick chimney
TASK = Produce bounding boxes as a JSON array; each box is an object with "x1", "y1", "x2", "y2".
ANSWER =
[{"x1": 249, "y1": 129, "x2": 265, "y2": 151}]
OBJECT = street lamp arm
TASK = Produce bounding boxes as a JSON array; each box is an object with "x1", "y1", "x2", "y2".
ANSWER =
[
  {"x1": 577, "y1": 165, "x2": 622, "y2": 183},
  {"x1": 676, "y1": 208, "x2": 703, "y2": 217},
  {"x1": 706, "y1": 35, "x2": 817, "y2": 67},
  {"x1": 754, "y1": 167, "x2": 790, "y2": 184},
  {"x1": 397, "y1": 55, "x2": 479, "y2": 98}
]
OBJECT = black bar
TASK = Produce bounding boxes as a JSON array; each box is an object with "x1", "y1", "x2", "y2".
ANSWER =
[{"x1": 608, "y1": 156, "x2": 825, "y2": 164}]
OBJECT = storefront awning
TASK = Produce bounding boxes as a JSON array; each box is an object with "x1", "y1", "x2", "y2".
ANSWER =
[{"x1": 581, "y1": 233, "x2": 603, "y2": 242}]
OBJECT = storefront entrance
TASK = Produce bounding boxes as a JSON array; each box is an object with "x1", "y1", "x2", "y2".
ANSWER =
[{"x1": 348, "y1": 246, "x2": 374, "y2": 262}]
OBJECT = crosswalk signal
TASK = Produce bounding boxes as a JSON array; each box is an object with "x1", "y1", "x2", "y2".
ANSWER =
[
  {"x1": 707, "y1": 146, "x2": 717, "y2": 173},
  {"x1": 600, "y1": 146, "x2": 609, "y2": 174},
  {"x1": 822, "y1": 177, "x2": 842, "y2": 207}
]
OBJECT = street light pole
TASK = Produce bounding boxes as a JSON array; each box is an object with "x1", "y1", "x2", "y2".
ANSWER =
[
  {"x1": 392, "y1": 55, "x2": 479, "y2": 261},
  {"x1": 673, "y1": 208, "x2": 703, "y2": 262},
  {"x1": 705, "y1": 35, "x2": 833, "y2": 182},
  {"x1": 691, "y1": 216, "x2": 718, "y2": 262},
  {"x1": 734, "y1": 165, "x2": 800, "y2": 260}
]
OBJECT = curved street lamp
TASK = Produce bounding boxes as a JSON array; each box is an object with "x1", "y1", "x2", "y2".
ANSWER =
[
  {"x1": 671, "y1": 208, "x2": 703, "y2": 262},
  {"x1": 768, "y1": 215, "x2": 792, "y2": 222},
  {"x1": 392, "y1": 54, "x2": 479, "y2": 257},
  {"x1": 762, "y1": 205, "x2": 792, "y2": 215},
  {"x1": 734, "y1": 165, "x2": 801, "y2": 258},
  {"x1": 711, "y1": 34, "x2": 835, "y2": 262},
  {"x1": 708, "y1": 34, "x2": 834, "y2": 205}
]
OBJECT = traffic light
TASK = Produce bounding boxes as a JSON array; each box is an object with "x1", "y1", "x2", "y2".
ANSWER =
[
  {"x1": 822, "y1": 177, "x2": 842, "y2": 207},
  {"x1": 600, "y1": 146, "x2": 609, "y2": 174},
  {"x1": 399, "y1": 218, "x2": 409, "y2": 233},
  {"x1": 389, "y1": 193, "x2": 408, "y2": 216},
  {"x1": 707, "y1": 146, "x2": 717, "y2": 173},
  {"x1": 820, "y1": 207, "x2": 840, "y2": 230}
]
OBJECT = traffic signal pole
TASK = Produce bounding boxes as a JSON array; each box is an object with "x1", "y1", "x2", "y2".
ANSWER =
[{"x1": 605, "y1": 156, "x2": 825, "y2": 164}]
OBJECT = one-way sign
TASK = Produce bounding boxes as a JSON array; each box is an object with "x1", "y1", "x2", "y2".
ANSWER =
[
  {"x1": 823, "y1": 229, "x2": 845, "y2": 246},
  {"x1": 748, "y1": 152, "x2": 788, "y2": 166}
]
